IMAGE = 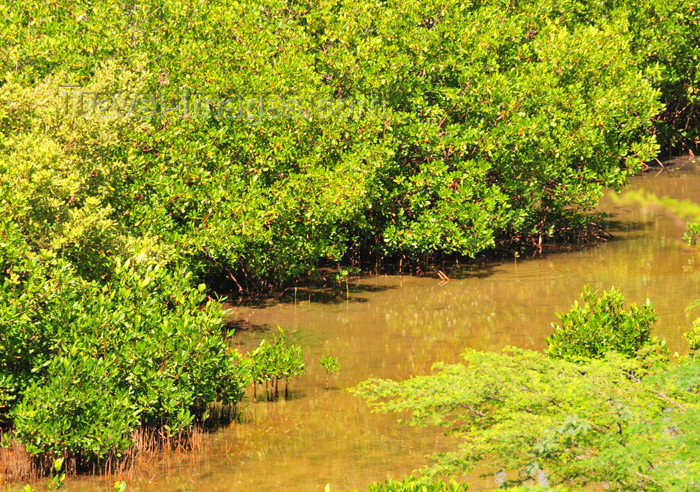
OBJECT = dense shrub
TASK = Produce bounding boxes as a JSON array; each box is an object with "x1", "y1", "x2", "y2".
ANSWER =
[
  {"x1": 545, "y1": 287, "x2": 658, "y2": 360},
  {"x1": 353, "y1": 348, "x2": 700, "y2": 491},
  {"x1": 0, "y1": 221, "x2": 246, "y2": 458},
  {"x1": 2, "y1": 0, "x2": 687, "y2": 287},
  {"x1": 1, "y1": 0, "x2": 699, "y2": 466},
  {"x1": 355, "y1": 291, "x2": 700, "y2": 490}
]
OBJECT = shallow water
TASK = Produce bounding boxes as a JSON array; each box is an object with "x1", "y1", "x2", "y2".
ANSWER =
[{"x1": 69, "y1": 156, "x2": 700, "y2": 491}]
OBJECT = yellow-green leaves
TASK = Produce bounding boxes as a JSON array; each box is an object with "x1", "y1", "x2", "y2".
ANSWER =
[
  {"x1": 546, "y1": 286, "x2": 658, "y2": 360},
  {"x1": 353, "y1": 348, "x2": 700, "y2": 490}
]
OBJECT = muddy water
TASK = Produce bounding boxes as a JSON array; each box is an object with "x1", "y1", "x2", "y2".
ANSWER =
[{"x1": 75, "y1": 157, "x2": 700, "y2": 491}]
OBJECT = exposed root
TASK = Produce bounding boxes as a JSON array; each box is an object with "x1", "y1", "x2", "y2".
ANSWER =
[{"x1": 0, "y1": 404, "x2": 238, "y2": 483}]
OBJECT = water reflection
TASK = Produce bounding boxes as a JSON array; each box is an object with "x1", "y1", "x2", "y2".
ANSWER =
[{"x1": 68, "y1": 157, "x2": 700, "y2": 491}]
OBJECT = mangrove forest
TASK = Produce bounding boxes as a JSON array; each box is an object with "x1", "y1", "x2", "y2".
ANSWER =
[{"x1": 0, "y1": 0, "x2": 699, "y2": 490}]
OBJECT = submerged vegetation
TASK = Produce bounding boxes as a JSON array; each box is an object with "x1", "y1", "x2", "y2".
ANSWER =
[{"x1": 0, "y1": 0, "x2": 699, "y2": 485}]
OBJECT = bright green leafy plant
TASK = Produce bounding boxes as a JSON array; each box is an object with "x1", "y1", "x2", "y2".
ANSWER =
[
  {"x1": 366, "y1": 476, "x2": 469, "y2": 492},
  {"x1": 545, "y1": 286, "x2": 658, "y2": 360},
  {"x1": 0, "y1": 0, "x2": 673, "y2": 289},
  {"x1": 354, "y1": 289, "x2": 700, "y2": 490},
  {"x1": 686, "y1": 319, "x2": 700, "y2": 352},
  {"x1": 320, "y1": 356, "x2": 341, "y2": 390},
  {"x1": 1, "y1": 0, "x2": 700, "y2": 477},
  {"x1": 353, "y1": 348, "x2": 700, "y2": 490},
  {"x1": 249, "y1": 329, "x2": 305, "y2": 402},
  {"x1": 0, "y1": 225, "x2": 247, "y2": 465},
  {"x1": 684, "y1": 222, "x2": 700, "y2": 247}
]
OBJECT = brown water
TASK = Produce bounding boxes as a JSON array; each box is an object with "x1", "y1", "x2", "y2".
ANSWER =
[{"x1": 70, "y1": 157, "x2": 700, "y2": 491}]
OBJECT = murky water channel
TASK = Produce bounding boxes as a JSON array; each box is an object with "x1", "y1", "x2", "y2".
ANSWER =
[{"x1": 70, "y1": 157, "x2": 700, "y2": 491}]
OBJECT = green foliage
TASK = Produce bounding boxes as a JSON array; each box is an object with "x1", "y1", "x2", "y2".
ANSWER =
[
  {"x1": 1, "y1": 0, "x2": 700, "y2": 469},
  {"x1": 0, "y1": 63, "x2": 159, "y2": 281},
  {"x1": 686, "y1": 299, "x2": 700, "y2": 354},
  {"x1": 0, "y1": 0, "x2": 678, "y2": 289},
  {"x1": 248, "y1": 328, "x2": 305, "y2": 401},
  {"x1": 320, "y1": 356, "x2": 341, "y2": 374},
  {"x1": 353, "y1": 348, "x2": 700, "y2": 491},
  {"x1": 545, "y1": 287, "x2": 657, "y2": 360},
  {"x1": 47, "y1": 458, "x2": 65, "y2": 491},
  {"x1": 326, "y1": 476, "x2": 470, "y2": 492},
  {"x1": 366, "y1": 476, "x2": 468, "y2": 492},
  {"x1": 321, "y1": 356, "x2": 341, "y2": 390},
  {"x1": 0, "y1": 223, "x2": 246, "y2": 458},
  {"x1": 685, "y1": 319, "x2": 700, "y2": 352},
  {"x1": 684, "y1": 222, "x2": 700, "y2": 247}
]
